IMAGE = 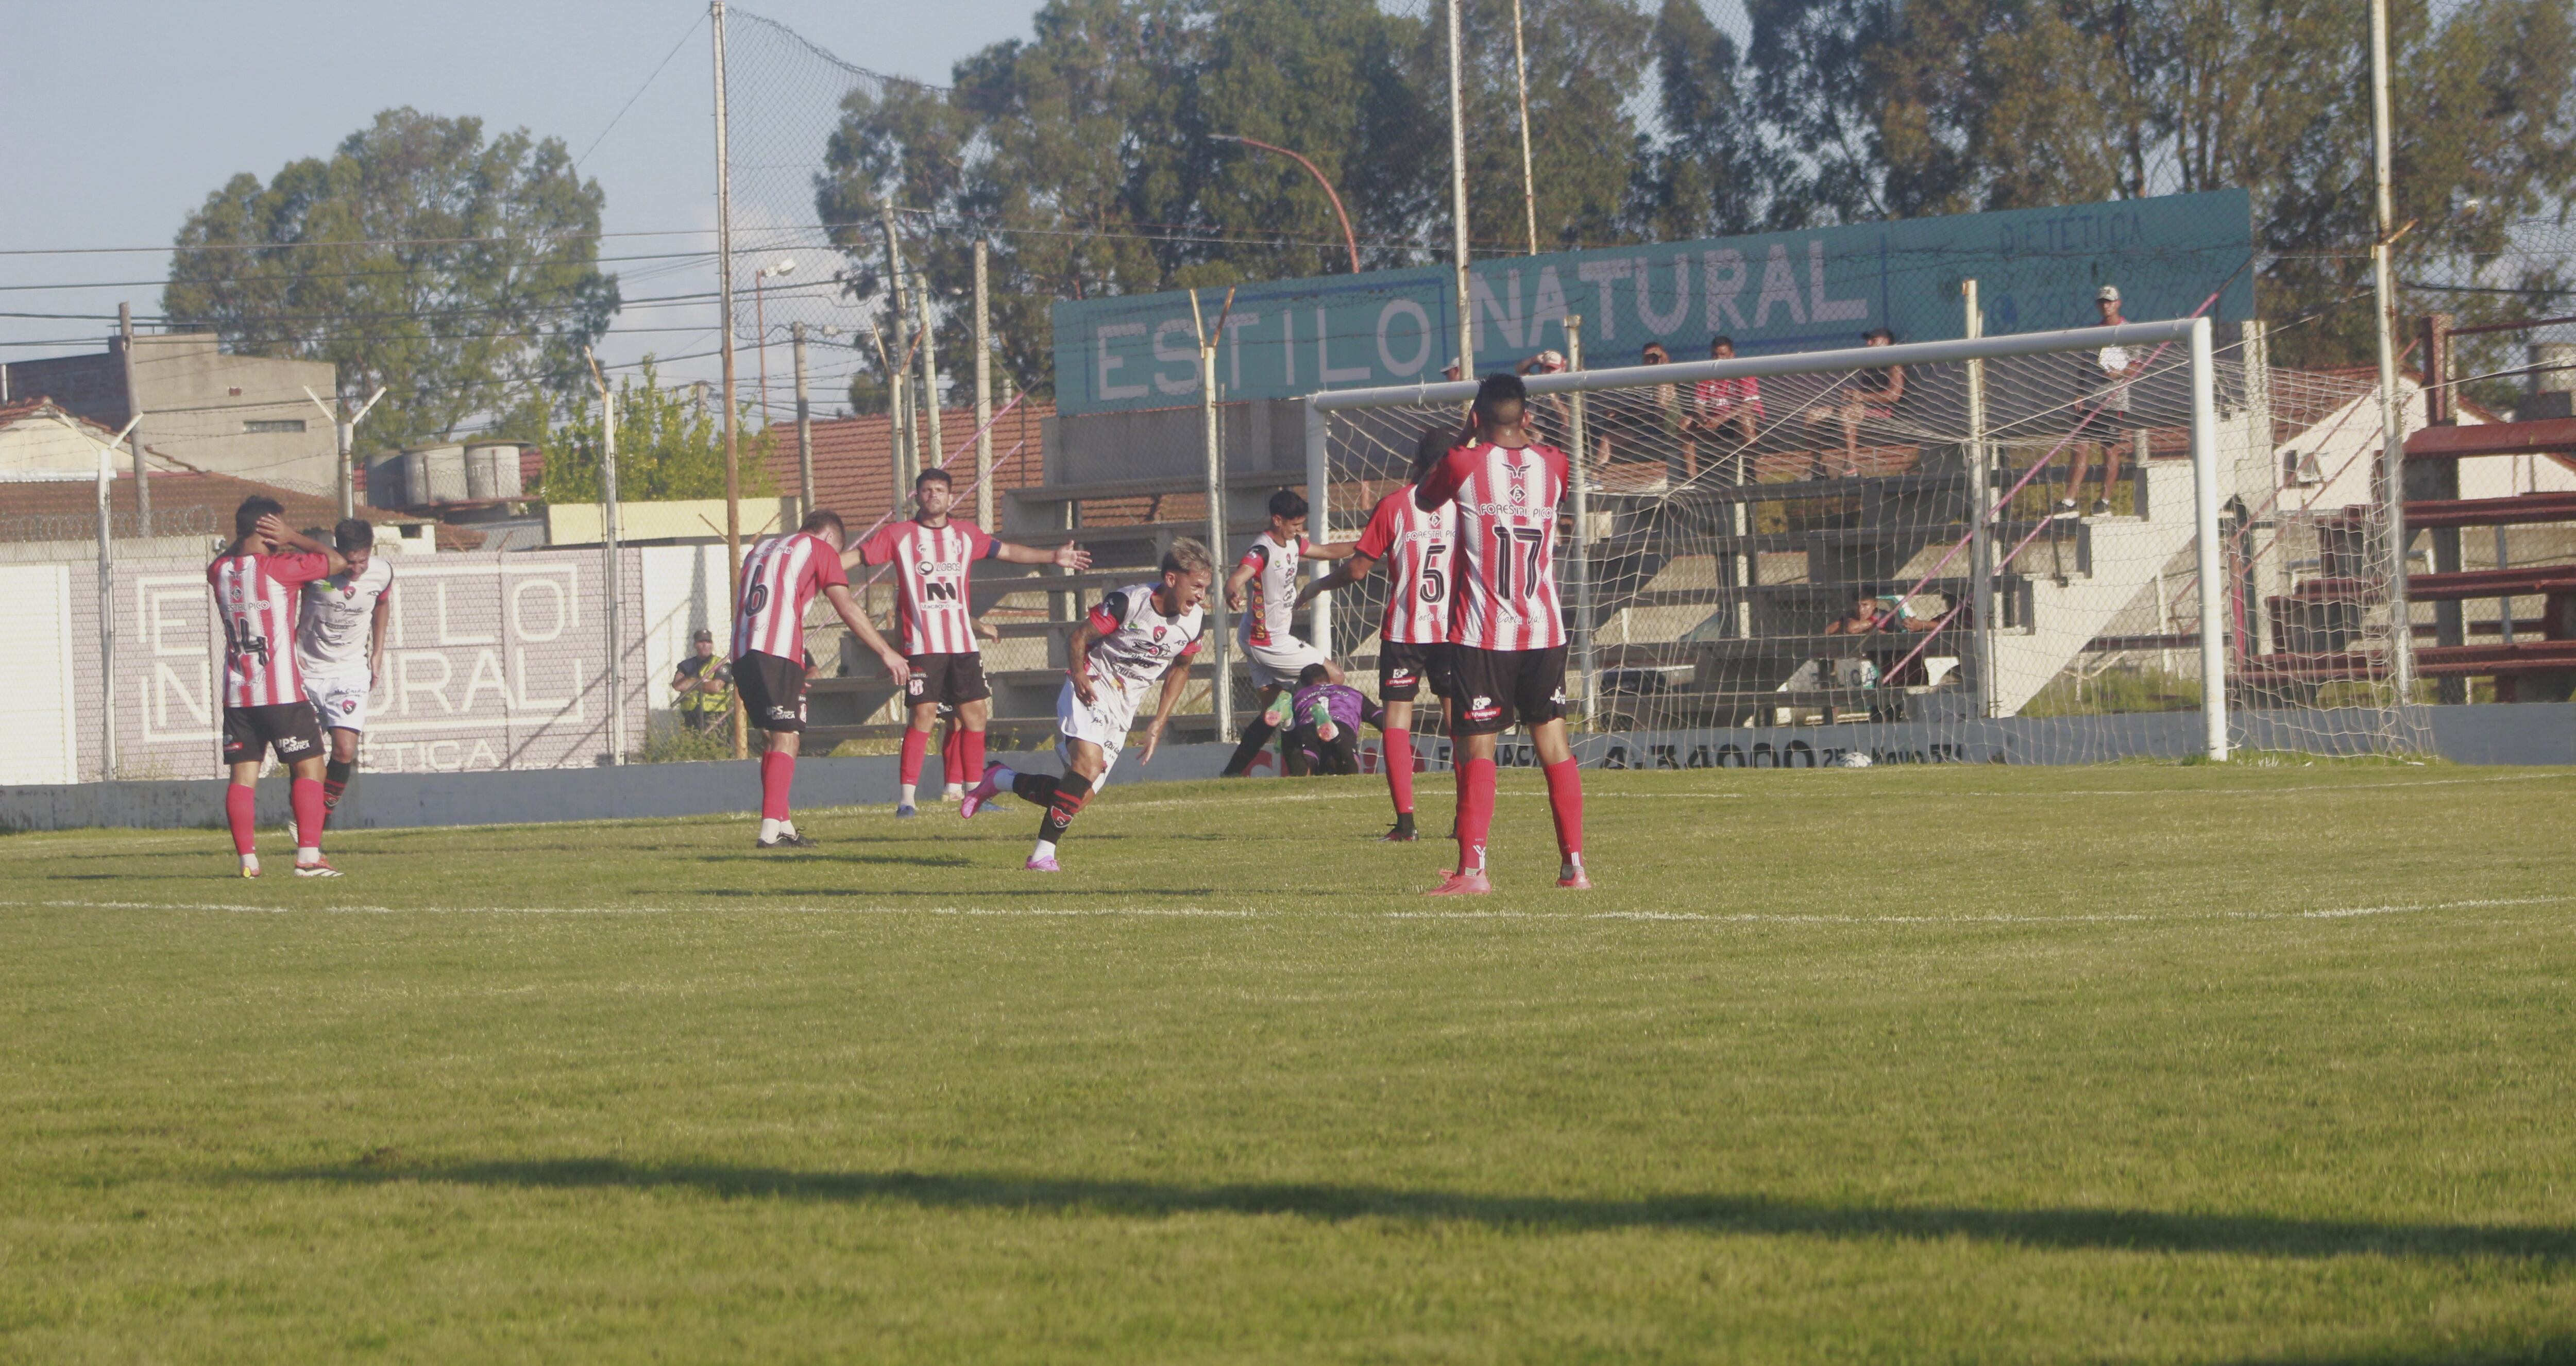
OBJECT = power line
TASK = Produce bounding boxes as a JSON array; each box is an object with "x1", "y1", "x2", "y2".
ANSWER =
[{"x1": 577, "y1": 13, "x2": 707, "y2": 168}]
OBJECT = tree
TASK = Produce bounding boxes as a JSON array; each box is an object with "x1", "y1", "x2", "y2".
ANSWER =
[
  {"x1": 1742, "y1": 0, "x2": 2576, "y2": 366},
  {"x1": 163, "y1": 108, "x2": 619, "y2": 450},
  {"x1": 538, "y1": 360, "x2": 776, "y2": 503}
]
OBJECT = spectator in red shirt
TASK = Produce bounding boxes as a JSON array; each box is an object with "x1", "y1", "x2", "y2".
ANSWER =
[{"x1": 1684, "y1": 334, "x2": 1763, "y2": 484}]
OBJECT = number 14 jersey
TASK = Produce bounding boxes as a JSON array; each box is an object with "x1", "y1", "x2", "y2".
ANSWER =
[{"x1": 1413, "y1": 440, "x2": 1568, "y2": 652}]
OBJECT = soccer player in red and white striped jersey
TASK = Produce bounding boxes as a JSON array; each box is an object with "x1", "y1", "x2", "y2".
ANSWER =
[
  {"x1": 1412, "y1": 373, "x2": 1588, "y2": 893},
  {"x1": 1296, "y1": 420, "x2": 1466, "y2": 841},
  {"x1": 207, "y1": 497, "x2": 346, "y2": 878},
  {"x1": 732, "y1": 509, "x2": 911, "y2": 848},
  {"x1": 849, "y1": 468, "x2": 1091, "y2": 816}
]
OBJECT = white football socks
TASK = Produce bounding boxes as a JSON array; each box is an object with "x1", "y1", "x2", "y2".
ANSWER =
[
  {"x1": 899, "y1": 783, "x2": 918, "y2": 807},
  {"x1": 943, "y1": 783, "x2": 965, "y2": 801},
  {"x1": 759, "y1": 817, "x2": 782, "y2": 842},
  {"x1": 1032, "y1": 839, "x2": 1058, "y2": 862}
]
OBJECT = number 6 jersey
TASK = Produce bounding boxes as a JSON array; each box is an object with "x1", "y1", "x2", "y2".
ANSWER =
[
  {"x1": 1413, "y1": 440, "x2": 1569, "y2": 652},
  {"x1": 1351, "y1": 483, "x2": 1452, "y2": 646}
]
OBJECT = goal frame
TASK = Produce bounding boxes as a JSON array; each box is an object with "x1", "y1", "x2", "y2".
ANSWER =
[{"x1": 1299, "y1": 317, "x2": 2230, "y2": 761}]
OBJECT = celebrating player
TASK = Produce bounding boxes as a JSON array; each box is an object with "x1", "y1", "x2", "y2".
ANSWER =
[
  {"x1": 293, "y1": 519, "x2": 392, "y2": 837},
  {"x1": 1218, "y1": 489, "x2": 1347, "y2": 777},
  {"x1": 1296, "y1": 421, "x2": 1464, "y2": 840},
  {"x1": 208, "y1": 497, "x2": 347, "y2": 878},
  {"x1": 733, "y1": 509, "x2": 912, "y2": 848},
  {"x1": 1413, "y1": 374, "x2": 1589, "y2": 893},
  {"x1": 959, "y1": 539, "x2": 1214, "y2": 872},
  {"x1": 849, "y1": 467, "x2": 1091, "y2": 817}
]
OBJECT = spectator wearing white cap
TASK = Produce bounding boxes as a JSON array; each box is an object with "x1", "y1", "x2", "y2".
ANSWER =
[{"x1": 2064, "y1": 284, "x2": 2143, "y2": 518}]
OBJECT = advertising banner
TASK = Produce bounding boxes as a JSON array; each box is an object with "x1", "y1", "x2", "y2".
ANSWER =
[{"x1": 1052, "y1": 189, "x2": 2252, "y2": 416}]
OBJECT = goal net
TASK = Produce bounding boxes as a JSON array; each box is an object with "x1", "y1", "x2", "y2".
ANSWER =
[{"x1": 1305, "y1": 321, "x2": 2427, "y2": 768}]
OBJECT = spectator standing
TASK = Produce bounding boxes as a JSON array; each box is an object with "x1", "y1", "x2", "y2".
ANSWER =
[
  {"x1": 671, "y1": 629, "x2": 732, "y2": 732},
  {"x1": 2064, "y1": 285, "x2": 2143, "y2": 518}
]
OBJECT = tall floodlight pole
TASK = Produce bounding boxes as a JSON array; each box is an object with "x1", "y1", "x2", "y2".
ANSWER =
[
  {"x1": 755, "y1": 258, "x2": 794, "y2": 429},
  {"x1": 1448, "y1": 0, "x2": 1473, "y2": 376},
  {"x1": 792, "y1": 322, "x2": 815, "y2": 524},
  {"x1": 973, "y1": 239, "x2": 995, "y2": 530},
  {"x1": 1511, "y1": 0, "x2": 1537, "y2": 257},
  {"x1": 308, "y1": 382, "x2": 385, "y2": 521},
  {"x1": 713, "y1": 0, "x2": 748, "y2": 760},
  {"x1": 2369, "y1": 0, "x2": 2414, "y2": 706},
  {"x1": 60, "y1": 414, "x2": 138, "y2": 781},
  {"x1": 120, "y1": 303, "x2": 149, "y2": 536}
]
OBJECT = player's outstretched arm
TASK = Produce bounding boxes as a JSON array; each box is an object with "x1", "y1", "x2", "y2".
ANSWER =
[
  {"x1": 1293, "y1": 550, "x2": 1379, "y2": 610},
  {"x1": 821, "y1": 583, "x2": 912, "y2": 686},
  {"x1": 1138, "y1": 661, "x2": 1193, "y2": 765},
  {"x1": 1302, "y1": 538, "x2": 1357, "y2": 561},
  {"x1": 992, "y1": 539, "x2": 1090, "y2": 570},
  {"x1": 1224, "y1": 557, "x2": 1257, "y2": 613},
  {"x1": 1413, "y1": 449, "x2": 1470, "y2": 512}
]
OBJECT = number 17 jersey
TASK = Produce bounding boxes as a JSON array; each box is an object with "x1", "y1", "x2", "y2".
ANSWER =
[{"x1": 1414, "y1": 440, "x2": 1568, "y2": 652}]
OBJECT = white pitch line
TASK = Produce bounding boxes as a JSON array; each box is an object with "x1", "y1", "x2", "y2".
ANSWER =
[{"x1": 10, "y1": 895, "x2": 2569, "y2": 924}]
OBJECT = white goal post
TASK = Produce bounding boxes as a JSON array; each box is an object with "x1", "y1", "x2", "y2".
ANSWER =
[{"x1": 1300, "y1": 318, "x2": 2231, "y2": 762}]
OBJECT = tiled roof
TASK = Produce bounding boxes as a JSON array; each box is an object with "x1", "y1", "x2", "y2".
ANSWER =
[
  {"x1": 0, "y1": 468, "x2": 479, "y2": 551},
  {"x1": 759, "y1": 400, "x2": 1051, "y2": 531}
]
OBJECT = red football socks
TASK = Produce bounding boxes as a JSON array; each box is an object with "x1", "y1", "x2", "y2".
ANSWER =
[
  {"x1": 1455, "y1": 757, "x2": 1496, "y2": 873},
  {"x1": 759, "y1": 749, "x2": 795, "y2": 821},
  {"x1": 958, "y1": 729, "x2": 986, "y2": 786},
  {"x1": 899, "y1": 727, "x2": 930, "y2": 786},
  {"x1": 1384, "y1": 728, "x2": 1414, "y2": 815},
  {"x1": 225, "y1": 784, "x2": 256, "y2": 855},
  {"x1": 290, "y1": 778, "x2": 325, "y2": 852},
  {"x1": 1543, "y1": 757, "x2": 1584, "y2": 859}
]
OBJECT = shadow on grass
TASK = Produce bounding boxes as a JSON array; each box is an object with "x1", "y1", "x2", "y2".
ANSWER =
[{"x1": 256, "y1": 1158, "x2": 2576, "y2": 1264}]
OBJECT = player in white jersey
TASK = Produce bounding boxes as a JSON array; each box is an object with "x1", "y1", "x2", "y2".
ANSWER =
[
  {"x1": 1296, "y1": 420, "x2": 1466, "y2": 840},
  {"x1": 959, "y1": 539, "x2": 1214, "y2": 872},
  {"x1": 294, "y1": 519, "x2": 393, "y2": 837},
  {"x1": 850, "y1": 466, "x2": 1091, "y2": 816},
  {"x1": 1218, "y1": 488, "x2": 1348, "y2": 777},
  {"x1": 207, "y1": 497, "x2": 346, "y2": 878},
  {"x1": 732, "y1": 509, "x2": 912, "y2": 848}
]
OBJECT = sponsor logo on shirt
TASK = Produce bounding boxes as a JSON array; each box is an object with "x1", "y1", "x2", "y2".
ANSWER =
[{"x1": 1466, "y1": 693, "x2": 1500, "y2": 722}]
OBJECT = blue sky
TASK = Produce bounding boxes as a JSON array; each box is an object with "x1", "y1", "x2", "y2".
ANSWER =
[{"x1": 0, "y1": 1, "x2": 1034, "y2": 410}]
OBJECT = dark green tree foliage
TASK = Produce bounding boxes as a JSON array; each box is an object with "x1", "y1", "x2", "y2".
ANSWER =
[
  {"x1": 164, "y1": 109, "x2": 618, "y2": 449},
  {"x1": 539, "y1": 360, "x2": 775, "y2": 503},
  {"x1": 1747, "y1": 0, "x2": 2576, "y2": 365}
]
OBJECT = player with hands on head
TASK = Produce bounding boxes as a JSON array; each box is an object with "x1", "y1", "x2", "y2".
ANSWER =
[
  {"x1": 734, "y1": 508, "x2": 911, "y2": 849},
  {"x1": 960, "y1": 539, "x2": 1215, "y2": 872},
  {"x1": 849, "y1": 467, "x2": 1090, "y2": 817},
  {"x1": 1218, "y1": 488, "x2": 1350, "y2": 777},
  {"x1": 208, "y1": 498, "x2": 347, "y2": 878},
  {"x1": 1295, "y1": 421, "x2": 1462, "y2": 839},
  {"x1": 1412, "y1": 373, "x2": 1589, "y2": 893}
]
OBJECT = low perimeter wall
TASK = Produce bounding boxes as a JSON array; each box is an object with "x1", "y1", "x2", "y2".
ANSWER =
[{"x1": 3, "y1": 703, "x2": 2568, "y2": 833}]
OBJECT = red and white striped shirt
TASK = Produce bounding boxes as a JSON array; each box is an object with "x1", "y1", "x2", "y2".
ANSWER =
[
  {"x1": 1414, "y1": 440, "x2": 1568, "y2": 651},
  {"x1": 208, "y1": 549, "x2": 332, "y2": 708},
  {"x1": 857, "y1": 517, "x2": 997, "y2": 656},
  {"x1": 1352, "y1": 484, "x2": 1451, "y2": 646},
  {"x1": 732, "y1": 531, "x2": 848, "y2": 663}
]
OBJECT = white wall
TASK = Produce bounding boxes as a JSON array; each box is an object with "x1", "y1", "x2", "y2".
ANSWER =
[{"x1": 0, "y1": 564, "x2": 79, "y2": 784}]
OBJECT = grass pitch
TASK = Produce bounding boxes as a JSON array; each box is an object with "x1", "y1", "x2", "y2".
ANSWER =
[{"x1": 5, "y1": 764, "x2": 2575, "y2": 1363}]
